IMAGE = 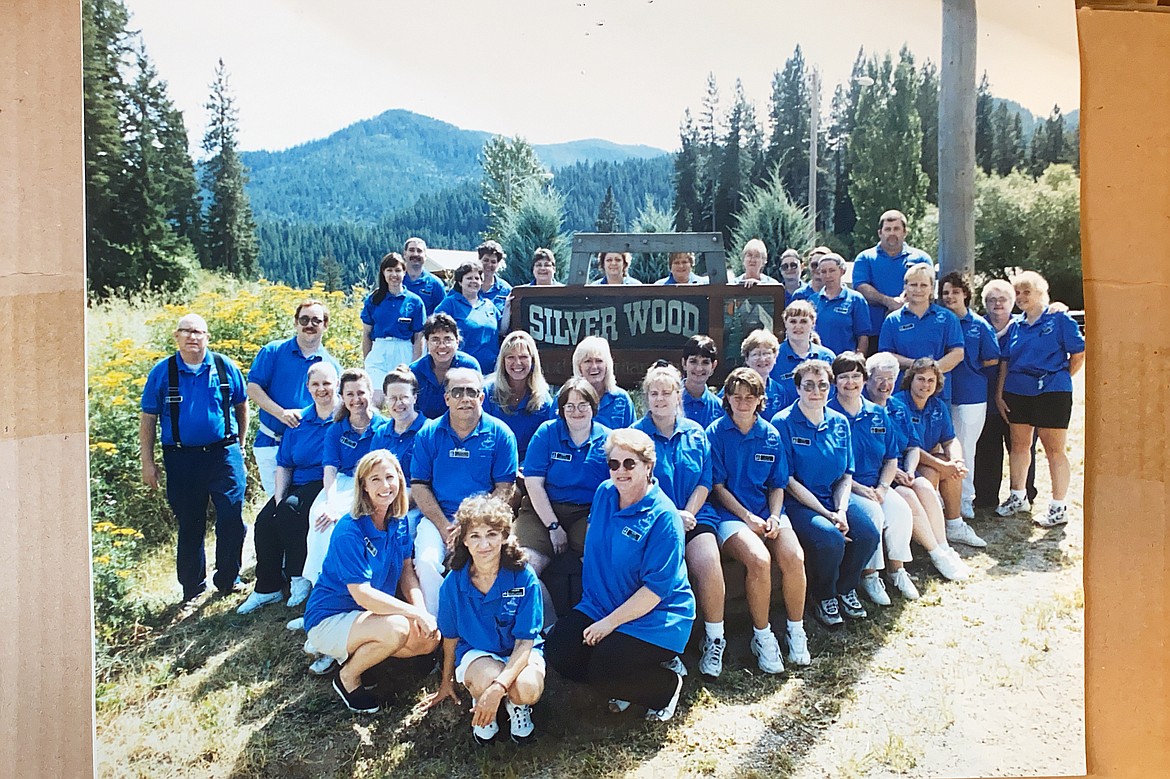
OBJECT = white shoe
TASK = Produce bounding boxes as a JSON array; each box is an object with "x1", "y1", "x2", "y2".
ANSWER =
[
  {"x1": 505, "y1": 700, "x2": 535, "y2": 743},
  {"x1": 645, "y1": 672, "x2": 684, "y2": 722},
  {"x1": 286, "y1": 616, "x2": 304, "y2": 631},
  {"x1": 860, "y1": 572, "x2": 892, "y2": 606},
  {"x1": 750, "y1": 630, "x2": 785, "y2": 674},
  {"x1": 309, "y1": 655, "x2": 336, "y2": 676},
  {"x1": 471, "y1": 700, "x2": 499, "y2": 745},
  {"x1": 698, "y1": 636, "x2": 725, "y2": 678},
  {"x1": 961, "y1": 499, "x2": 975, "y2": 520},
  {"x1": 1036, "y1": 503, "x2": 1069, "y2": 527},
  {"x1": 929, "y1": 547, "x2": 970, "y2": 581},
  {"x1": 662, "y1": 654, "x2": 688, "y2": 677},
  {"x1": 888, "y1": 568, "x2": 920, "y2": 600},
  {"x1": 236, "y1": 589, "x2": 282, "y2": 615},
  {"x1": 287, "y1": 576, "x2": 312, "y2": 608},
  {"x1": 947, "y1": 519, "x2": 987, "y2": 548},
  {"x1": 995, "y1": 493, "x2": 1031, "y2": 517},
  {"x1": 786, "y1": 623, "x2": 811, "y2": 666},
  {"x1": 607, "y1": 698, "x2": 631, "y2": 713}
]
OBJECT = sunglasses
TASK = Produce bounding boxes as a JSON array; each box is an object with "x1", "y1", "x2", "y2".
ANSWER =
[
  {"x1": 446, "y1": 386, "x2": 480, "y2": 399},
  {"x1": 297, "y1": 316, "x2": 325, "y2": 326},
  {"x1": 780, "y1": 262, "x2": 799, "y2": 270},
  {"x1": 607, "y1": 458, "x2": 640, "y2": 471}
]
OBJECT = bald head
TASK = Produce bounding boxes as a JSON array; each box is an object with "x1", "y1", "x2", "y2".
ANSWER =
[{"x1": 174, "y1": 314, "x2": 210, "y2": 362}]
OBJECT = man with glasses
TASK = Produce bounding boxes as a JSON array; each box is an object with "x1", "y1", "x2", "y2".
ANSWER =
[
  {"x1": 410, "y1": 368, "x2": 520, "y2": 611},
  {"x1": 404, "y1": 236, "x2": 448, "y2": 315},
  {"x1": 247, "y1": 300, "x2": 342, "y2": 497},
  {"x1": 790, "y1": 246, "x2": 831, "y2": 303},
  {"x1": 140, "y1": 314, "x2": 250, "y2": 602},
  {"x1": 778, "y1": 249, "x2": 804, "y2": 300}
]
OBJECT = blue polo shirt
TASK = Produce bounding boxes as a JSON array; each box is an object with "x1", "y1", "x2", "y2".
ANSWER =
[
  {"x1": 814, "y1": 287, "x2": 870, "y2": 355},
  {"x1": 523, "y1": 419, "x2": 611, "y2": 504},
  {"x1": 706, "y1": 415, "x2": 790, "y2": 524},
  {"x1": 142, "y1": 350, "x2": 247, "y2": 447},
  {"x1": 596, "y1": 388, "x2": 636, "y2": 430},
  {"x1": 876, "y1": 394, "x2": 922, "y2": 455},
  {"x1": 632, "y1": 415, "x2": 720, "y2": 529},
  {"x1": 247, "y1": 337, "x2": 341, "y2": 446},
  {"x1": 323, "y1": 414, "x2": 391, "y2": 477},
  {"x1": 404, "y1": 270, "x2": 447, "y2": 314},
  {"x1": 481, "y1": 380, "x2": 557, "y2": 460},
  {"x1": 656, "y1": 272, "x2": 705, "y2": 285},
  {"x1": 408, "y1": 351, "x2": 482, "y2": 419},
  {"x1": 771, "y1": 403, "x2": 854, "y2": 508},
  {"x1": 950, "y1": 310, "x2": 1000, "y2": 405},
  {"x1": 770, "y1": 341, "x2": 837, "y2": 410},
  {"x1": 878, "y1": 304, "x2": 964, "y2": 403},
  {"x1": 410, "y1": 412, "x2": 519, "y2": 520},
  {"x1": 851, "y1": 243, "x2": 934, "y2": 335},
  {"x1": 435, "y1": 294, "x2": 502, "y2": 374},
  {"x1": 577, "y1": 481, "x2": 696, "y2": 654},
  {"x1": 1001, "y1": 308, "x2": 1085, "y2": 396},
  {"x1": 591, "y1": 276, "x2": 643, "y2": 285},
  {"x1": 303, "y1": 513, "x2": 413, "y2": 633},
  {"x1": 370, "y1": 412, "x2": 427, "y2": 480},
  {"x1": 893, "y1": 390, "x2": 955, "y2": 452},
  {"x1": 828, "y1": 398, "x2": 899, "y2": 489},
  {"x1": 275, "y1": 405, "x2": 332, "y2": 485},
  {"x1": 437, "y1": 563, "x2": 544, "y2": 666},
  {"x1": 682, "y1": 386, "x2": 725, "y2": 430},
  {"x1": 481, "y1": 277, "x2": 513, "y2": 314},
  {"x1": 361, "y1": 288, "x2": 425, "y2": 341},
  {"x1": 790, "y1": 283, "x2": 817, "y2": 302}
]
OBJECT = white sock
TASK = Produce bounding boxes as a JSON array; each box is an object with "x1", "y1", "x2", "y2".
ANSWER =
[
  {"x1": 946, "y1": 518, "x2": 963, "y2": 529},
  {"x1": 753, "y1": 624, "x2": 773, "y2": 641},
  {"x1": 786, "y1": 619, "x2": 804, "y2": 633},
  {"x1": 704, "y1": 621, "x2": 724, "y2": 640},
  {"x1": 1011, "y1": 489, "x2": 1027, "y2": 500},
  {"x1": 1050, "y1": 500, "x2": 1067, "y2": 510}
]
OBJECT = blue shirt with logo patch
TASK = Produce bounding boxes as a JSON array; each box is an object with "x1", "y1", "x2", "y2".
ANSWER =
[
  {"x1": 878, "y1": 304, "x2": 964, "y2": 403},
  {"x1": 404, "y1": 270, "x2": 448, "y2": 315},
  {"x1": 410, "y1": 412, "x2": 519, "y2": 520},
  {"x1": 408, "y1": 351, "x2": 483, "y2": 420},
  {"x1": 706, "y1": 414, "x2": 790, "y2": 523},
  {"x1": 437, "y1": 563, "x2": 544, "y2": 667},
  {"x1": 1001, "y1": 308, "x2": 1085, "y2": 396},
  {"x1": 770, "y1": 340, "x2": 837, "y2": 410},
  {"x1": 851, "y1": 243, "x2": 934, "y2": 334},
  {"x1": 771, "y1": 403, "x2": 854, "y2": 508},
  {"x1": 275, "y1": 405, "x2": 332, "y2": 485},
  {"x1": 481, "y1": 379, "x2": 557, "y2": 461},
  {"x1": 323, "y1": 414, "x2": 391, "y2": 476},
  {"x1": 141, "y1": 350, "x2": 247, "y2": 447},
  {"x1": 950, "y1": 310, "x2": 1000, "y2": 405},
  {"x1": 632, "y1": 415, "x2": 720, "y2": 529},
  {"x1": 813, "y1": 287, "x2": 871, "y2": 355},
  {"x1": 596, "y1": 388, "x2": 636, "y2": 430},
  {"x1": 892, "y1": 390, "x2": 955, "y2": 452},
  {"x1": 434, "y1": 294, "x2": 502, "y2": 374},
  {"x1": 369, "y1": 412, "x2": 427, "y2": 481},
  {"x1": 247, "y1": 336, "x2": 341, "y2": 446},
  {"x1": 523, "y1": 418, "x2": 611, "y2": 504},
  {"x1": 361, "y1": 288, "x2": 426, "y2": 341},
  {"x1": 682, "y1": 386, "x2": 725, "y2": 430},
  {"x1": 827, "y1": 397, "x2": 900, "y2": 488}
]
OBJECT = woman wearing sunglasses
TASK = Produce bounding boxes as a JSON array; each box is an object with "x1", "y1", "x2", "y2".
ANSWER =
[{"x1": 545, "y1": 428, "x2": 695, "y2": 722}]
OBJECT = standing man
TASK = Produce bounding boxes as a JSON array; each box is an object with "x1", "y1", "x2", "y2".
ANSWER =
[
  {"x1": 791, "y1": 246, "x2": 831, "y2": 302},
  {"x1": 140, "y1": 314, "x2": 249, "y2": 601},
  {"x1": 247, "y1": 300, "x2": 341, "y2": 497},
  {"x1": 404, "y1": 236, "x2": 448, "y2": 315},
  {"x1": 852, "y1": 210, "x2": 933, "y2": 346},
  {"x1": 477, "y1": 239, "x2": 513, "y2": 314}
]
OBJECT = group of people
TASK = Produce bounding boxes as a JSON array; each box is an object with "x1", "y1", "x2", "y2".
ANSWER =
[{"x1": 137, "y1": 213, "x2": 1084, "y2": 743}]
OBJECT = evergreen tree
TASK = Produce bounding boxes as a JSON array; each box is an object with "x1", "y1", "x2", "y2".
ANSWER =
[
  {"x1": 202, "y1": 59, "x2": 258, "y2": 278},
  {"x1": 496, "y1": 186, "x2": 571, "y2": 287},
  {"x1": 595, "y1": 185, "x2": 621, "y2": 232},
  {"x1": 917, "y1": 60, "x2": 940, "y2": 204},
  {"x1": 990, "y1": 101, "x2": 1025, "y2": 176},
  {"x1": 828, "y1": 48, "x2": 867, "y2": 252},
  {"x1": 316, "y1": 252, "x2": 343, "y2": 291},
  {"x1": 673, "y1": 109, "x2": 703, "y2": 231},
  {"x1": 975, "y1": 72, "x2": 995, "y2": 173},
  {"x1": 628, "y1": 196, "x2": 676, "y2": 282},
  {"x1": 1028, "y1": 105, "x2": 1069, "y2": 176},
  {"x1": 715, "y1": 80, "x2": 760, "y2": 243},
  {"x1": 766, "y1": 47, "x2": 812, "y2": 210},
  {"x1": 480, "y1": 135, "x2": 551, "y2": 239},
  {"x1": 696, "y1": 73, "x2": 722, "y2": 233},
  {"x1": 730, "y1": 166, "x2": 815, "y2": 277}
]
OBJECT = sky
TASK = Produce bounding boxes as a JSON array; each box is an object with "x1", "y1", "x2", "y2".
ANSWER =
[{"x1": 123, "y1": 0, "x2": 1081, "y2": 156}]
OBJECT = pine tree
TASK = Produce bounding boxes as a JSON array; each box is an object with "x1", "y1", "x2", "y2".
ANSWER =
[
  {"x1": 1027, "y1": 105, "x2": 1069, "y2": 177},
  {"x1": 628, "y1": 196, "x2": 677, "y2": 282},
  {"x1": 317, "y1": 252, "x2": 343, "y2": 291},
  {"x1": 480, "y1": 135, "x2": 551, "y2": 239},
  {"x1": 202, "y1": 59, "x2": 259, "y2": 278},
  {"x1": 990, "y1": 101, "x2": 1024, "y2": 175},
  {"x1": 730, "y1": 166, "x2": 814, "y2": 277},
  {"x1": 975, "y1": 72, "x2": 995, "y2": 173},
  {"x1": 696, "y1": 73, "x2": 722, "y2": 233},
  {"x1": 917, "y1": 60, "x2": 940, "y2": 203},
  {"x1": 766, "y1": 47, "x2": 812, "y2": 210},
  {"x1": 496, "y1": 187, "x2": 571, "y2": 287},
  {"x1": 828, "y1": 47, "x2": 867, "y2": 252},
  {"x1": 715, "y1": 80, "x2": 760, "y2": 243},
  {"x1": 673, "y1": 110, "x2": 703, "y2": 231},
  {"x1": 595, "y1": 185, "x2": 621, "y2": 232}
]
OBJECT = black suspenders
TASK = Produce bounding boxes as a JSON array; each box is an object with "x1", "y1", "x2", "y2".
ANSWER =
[{"x1": 166, "y1": 353, "x2": 233, "y2": 447}]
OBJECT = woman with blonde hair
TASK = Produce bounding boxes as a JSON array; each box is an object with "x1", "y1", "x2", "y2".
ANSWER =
[
  {"x1": 483, "y1": 331, "x2": 556, "y2": 461},
  {"x1": 572, "y1": 335, "x2": 635, "y2": 429}
]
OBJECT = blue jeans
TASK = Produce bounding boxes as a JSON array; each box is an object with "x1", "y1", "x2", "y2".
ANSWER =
[
  {"x1": 785, "y1": 495, "x2": 881, "y2": 602},
  {"x1": 163, "y1": 443, "x2": 247, "y2": 595}
]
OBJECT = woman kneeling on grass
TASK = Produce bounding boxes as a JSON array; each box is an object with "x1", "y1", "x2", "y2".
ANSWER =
[
  {"x1": 302, "y1": 450, "x2": 438, "y2": 715},
  {"x1": 419, "y1": 495, "x2": 546, "y2": 745}
]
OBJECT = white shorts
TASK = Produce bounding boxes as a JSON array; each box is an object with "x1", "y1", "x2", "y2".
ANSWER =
[
  {"x1": 716, "y1": 515, "x2": 791, "y2": 544},
  {"x1": 366, "y1": 338, "x2": 415, "y2": 391},
  {"x1": 306, "y1": 610, "x2": 361, "y2": 663},
  {"x1": 455, "y1": 647, "x2": 545, "y2": 685}
]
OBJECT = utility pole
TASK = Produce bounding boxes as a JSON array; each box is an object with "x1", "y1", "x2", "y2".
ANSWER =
[
  {"x1": 808, "y1": 67, "x2": 821, "y2": 234},
  {"x1": 938, "y1": 0, "x2": 977, "y2": 279}
]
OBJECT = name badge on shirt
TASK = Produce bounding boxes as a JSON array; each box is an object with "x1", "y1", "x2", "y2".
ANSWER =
[
  {"x1": 502, "y1": 587, "x2": 526, "y2": 598},
  {"x1": 450, "y1": 448, "x2": 470, "y2": 459},
  {"x1": 792, "y1": 437, "x2": 811, "y2": 447},
  {"x1": 780, "y1": 371, "x2": 795, "y2": 381},
  {"x1": 621, "y1": 526, "x2": 644, "y2": 542},
  {"x1": 755, "y1": 453, "x2": 776, "y2": 463},
  {"x1": 551, "y1": 452, "x2": 572, "y2": 462},
  {"x1": 835, "y1": 305, "x2": 849, "y2": 314},
  {"x1": 871, "y1": 426, "x2": 887, "y2": 435},
  {"x1": 363, "y1": 537, "x2": 378, "y2": 557},
  {"x1": 397, "y1": 317, "x2": 413, "y2": 324},
  {"x1": 911, "y1": 416, "x2": 921, "y2": 425},
  {"x1": 899, "y1": 323, "x2": 915, "y2": 332},
  {"x1": 340, "y1": 434, "x2": 359, "y2": 449}
]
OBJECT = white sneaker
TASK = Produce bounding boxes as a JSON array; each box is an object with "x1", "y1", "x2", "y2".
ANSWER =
[
  {"x1": 645, "y1": 672, "x2": 684, "y2": 722},
  {"x1": 287, "y1": 576, "x2": 312, "y2": 608},
  {"x1": 309, "y1": 655, "x2": 336, "y2": 676},
  {"x1": 750, "y1": 630, "x2": 785, "y2": 674},
  {"x1": 236, "y1": 589, "x2": 282, "y2": 615},
  {"x1": 929, "y1": 547, "x2": 969, "y2": 581},
  {"x1": 286, "y1": 616, "x2": 305, "y2": 631},
  {"x1": 995, "y1": 493, "x2": 1031, "y2": 517},
  {"x1": 786, "y1": 623, "x2": 811, "y2": 666},
  {"x1": 607, "y1": 698, "x2": 631, "y2": 713},
  {"x1": 861, "y1": 572, "x2": 892, "y2": 606},
  {"x1": 961, "y1": 499, "x2": 975, "y2": 520},
  {"x1": 888, "y1": 568, "x2": 920, "y2": 600},
  {"x1": 698, "y1": 636, "x2": 726, "y2": 678},
  {"x1": 947, "y1": 519, "x2": 987, "y2": 548},
  {"x1": 662, "y1": 655, "x2": 688, "y2": 678},
  {"x1": 471, "y1": 700, "x2": 499, "y2": 745},
  {"x1": 1036, "y1": 503, "x2": 1069, "y2": 527},
  {"x1": 505, "y1": 700, "x2": 535, "y2": 743}
]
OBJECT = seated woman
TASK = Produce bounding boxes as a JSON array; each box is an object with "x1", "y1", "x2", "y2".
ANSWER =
[
  {"x1": 409, "y1": 313, "x2": 481, "y2": 419},
  {"x1": 303, "y1": 450, "x2": 438, "y2": 714},
  {"x1": 516, "y1": 378, "x2": 610, "y2": 591},
  {"x1": 371, "y1": 365, "x2": 427, "y2": 536},
  {"x1": 994, "y1": 270, "x2": 1086, "y2": 527},
  {"x1": 707, "y1": 368, "x2": 810, "y2": 671},
  {"x1": 482, "y1": 331, "x2": 556, "y2": 462},
  {"x1": 545, "y1": 428, "x2": 695, "y2": 722},
  {"x1": 893, "y1": 358, "x2": 985, "y2": 550},
  {"x1": 361, "y1": 251, "x2": 425, "y2": 407},
  {"x1": 238, "y1": 362, "x2": 338, "y2": 615},
  {"x1": 828, "y1": 353, "x2": 919, "y2": 605},
  {"x1": 772, "y1": 301, "x2": 836, "y2": 412},
  {"x1": 770, "y1": 360, "x2": 880, "y2": 629},
  {"x1": 591, "y1": 251, "x2": 643, "y2": 285},
  {"x1": 655, "y1": 251, "x2": 707, "y2": 285},
  {"x1": 572, "y1": 335, "x2": 635, "y2": 429},
  {"x1": 419, "y1": 495, "x2": 546, "y2": 745},
  {"x1": 632, "y1": 364, "x2": 727, "y2": 678},
  {"x1": 864, "y1": 353, "x2": 971, "y2": 581},
  {"x1": 303, "y1": 369, "x2": 390, "y2": 587},
  {"x1": 435, "y1": 259, "x2": 503, "y2": 374}
]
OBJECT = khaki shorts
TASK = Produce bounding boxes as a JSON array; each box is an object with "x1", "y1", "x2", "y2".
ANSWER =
[
  {"x1": 514, "y1": 497, "x2": 590, "y2": 558},
  {"x1": 455, "y1": 647, "x2": 546, "y2": 685},
  {"x1": 306, "y1": 610, "x2": 361, "y2": 663}
]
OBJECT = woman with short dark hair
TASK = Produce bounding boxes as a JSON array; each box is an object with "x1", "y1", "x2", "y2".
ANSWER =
[{"x1": 435, "y1": 259, "x2": 502, "y2": 374}]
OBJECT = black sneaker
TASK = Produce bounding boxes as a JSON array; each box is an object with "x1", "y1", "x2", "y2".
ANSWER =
[
  {"x1": 215, "y1": 576, "x2": 247, "y2": 596},
  {"x1": 814, "y1": 597, "x2": 844, "y2": 629},
  {"x1": 181, "y1": 582, "x2": 207, "y2": 602},
  {"x1": 837, "y1": 589, "x2": 868, "y2": 619},
  {"x1": 333, "y1": 668, "x2": 380, "y2": 714}
]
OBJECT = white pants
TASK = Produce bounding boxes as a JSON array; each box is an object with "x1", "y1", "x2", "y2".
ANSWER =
[
  {"x1": 950, "y1": 402, "x2": 987, "y2": 507},
  {"x1": 413, "y1": 518, "x2": 448, "y2": 616},
  {"x1": 302, "y1": 474, "x2": 355, "y2": 585},
  {"x1": 365, "y1": 338, "x2": 415, "y2": 394},
  {"x1": 253, "y1": 443, "x2": 278, "y2": 498},
  {"x1": 866, "y1": 487, "x2": 914, "y2": 569}
]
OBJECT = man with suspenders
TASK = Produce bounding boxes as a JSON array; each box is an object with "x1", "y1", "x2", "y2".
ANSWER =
[{"x1": 140, "y1": 314, "x2": 250, "y2": 602}]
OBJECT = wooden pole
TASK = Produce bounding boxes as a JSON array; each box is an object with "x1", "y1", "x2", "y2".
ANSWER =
[{"x1": 938, "y1": 0, "x2": 977, "y2": 279}]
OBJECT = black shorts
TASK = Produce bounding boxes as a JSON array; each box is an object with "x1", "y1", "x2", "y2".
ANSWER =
[
  {"x1": 1003, "y1": 391, "x2": 1073, "y2": 430},
  {"x1": 685, "y1": 523, "x2": 717, "y2": 545}
]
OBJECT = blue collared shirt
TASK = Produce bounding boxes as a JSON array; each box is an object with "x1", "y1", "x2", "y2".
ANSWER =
[
  {"x1": 275, "y1": 405, "x2": 333, "y2": 485},
  {"x1": 596, "y1": 388, "x2": 636, "y2": 430},
  {"x1": 771, "y1": 403, "x2": 854, "y2": 507},
  {"x1": 404, "y1": 270, "x2": 448, "y2": 315},
  {"x1": 481, "y1": 379, "x2": 557, "y2": 460},
  {"x1": 1001, "y1": 308, "x2": 1085, "y2": 396},
  {"x1": 632, "y1": 415, "x2": 720, "y2": 528},
  {"x1": 706, "y1": 414, "x2": 789, "y2": 523},
  {"x1": 827, "y1": 397, "x2": 899, "y2": 488},
  {"x1": 523, "y1": 418, "x2": 611, "y2": 504},
  {"x1": 851, "y1": 243, "x2": 934, "y2": 334},
  {"x1": 893, "y1": 390, "x2": 955, "y2": 452},
  {"x1": 361, "y1": 288, "x2": 426, "y2": 341},
  {"x1": 142, "y1": 350, "x2": 247, "y2": 447},
  {"x1": 879, "y1": 304, "x2": 964, "y2": 403},
  {"x1": 813, "y1": 286, "x2": 871, "y2": 355},
  {"x1": 323, "y1": 414, "x2": 391, "y2": 476},
  {"x1": 682, "y1": 386, "x2": 725, "y2": 430},
  {"x1": 950, "y1": 310, "x2": 1000, "y2": 405},
  {"x1": 408, "y1": 351, "x2": 482, "y2": 419},
  {"x1": 770, "y1": 340, "x2": 837, "y2": 410},
  {"x1": 434, "y1": 294, "x2": 502, "y2": 374},
  {"x1": 437, "y1": 563, "x2": 544, "y2": 667},
  {"x1": 410, "y1": 412, "x2": 519, "y2": 520},
  {"x1": 369, "y1": 412, "x2": 427, "y2": 480},
  {"x1": 247, "y1": 336, "x2": 341, "y2": 446}
]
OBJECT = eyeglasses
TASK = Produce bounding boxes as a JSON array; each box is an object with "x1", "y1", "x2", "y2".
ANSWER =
[
  {"x1": 385, "y1": 394, "x2": 414, "y2": 404},
  {"x1": 428, "y1": 335, "x2": 457, "y2": 346},
  {"x1": 607, "y1": 458, "x2": 640, "y2": 471},
  {"x1": 446, "y1": 386, "x2": 479, "y2": 399},
  {"x1": 177, "y1": 328, "x2": 208, "y2": 337},
  {"x1": 800, "y1": 381, "x2": 831, "y2": 392},
  {"x1": 563, "y1": 402, "x2": 592, "y2": 413},
  {"x1": 780, "y1": 262, "x2": 799, "y2": 270},
  {"x1": 297, "y1": 316, "x2": 325, "y2": 326}
]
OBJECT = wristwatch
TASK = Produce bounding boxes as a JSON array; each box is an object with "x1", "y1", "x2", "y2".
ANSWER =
[{"x1": 547, "y1": 521, "x2": 560, "y2": 531}]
